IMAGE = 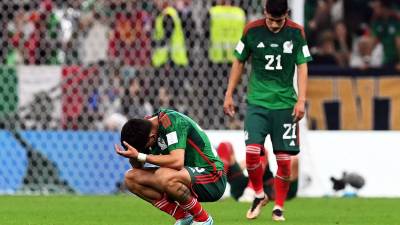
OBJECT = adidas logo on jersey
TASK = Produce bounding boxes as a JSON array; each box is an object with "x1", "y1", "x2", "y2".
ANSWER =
[
  {"x1": 289, "y1": 140, "x2": 295, "y2": 146},
  {"x1": 257, "y1": 42, "x2": 265, "y2": 48}
]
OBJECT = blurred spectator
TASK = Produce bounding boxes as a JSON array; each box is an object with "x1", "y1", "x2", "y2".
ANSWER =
[
  {"x1": 83, "y1": 68, "x2": 104, "y2": 129},
  {"x1": 176, "y1": 0, "x2": 198, "y2": 67},
  {"x1": 121, "y1": 76, "x2": 153, "y2": 119},
  {"x1": 205, "y1": 0, "x2": 245, "y2": 65},
  {"x1": 330, "y1": 0, "x2": 344, "y2": 24},
  {"x1": 343, "y1": 0, "x2": 373, "y2": 41},
  {"x1": 108, "y1": 1, "x2": 152, "y2": 67},
  {"x1": 62, "y1": 66, "x2": 97, "y2": 130},
  {"x1": 79, "y1": 8, "x2": 110, "y2": 65},
  {"x1": 350, "y1": 35, "x2": 383, "y2": 69},
  {"x1": 157, "y1": 86, "x2": 173, "y2": 109},
  {"x1": 103, "y1": 68, "x2": 127, "y2": 131},
  {"x1": 307, "y1": 0, "x2": 334, "y2": 47},
  {"x1": 4, "y1": 3, "x2": 23, "y2": 65},
  {"x1": 236, "y1": 0, "x2": 263, "y2": 20},
  {"x1": 370, "y1": 0, "x2": 400, "y2": 69},
  {"x1": 37, "y1": 0, "x2": 63, "y2": 64},
  {"x1": 333, "y1": 21, "x2": 351, "y2": 67},
  {"x1": 7, "y1": 3, "x2": 41, "y2": 64},
  {"x1": 55, "y1": 0, "x2": 82, "y2": 64},
  {"x1": 9, "y1": 1, "x2": 63, "y2": 65},
  {"x1": 151, "y1": 0, "x2": 188, "y2": 68},
  {"x1": 311, "y1": 30, "x2": 341, "y2": 66}
]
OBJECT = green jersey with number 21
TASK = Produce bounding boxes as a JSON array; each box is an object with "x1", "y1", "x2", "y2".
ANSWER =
[{"x1": 234, "y1": 19, "x2": 312, "y2": 109}]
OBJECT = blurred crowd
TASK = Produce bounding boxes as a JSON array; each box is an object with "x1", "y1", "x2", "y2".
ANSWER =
[
  {"x1": 1, "y1": 0, "x2": 399, "y2": 69},
  {"x1": 0, "y1": 0, "x2": 399, "y2": 130},
  {"x1": 306, "y1": 0, "x2": 400, "y2": 70}
]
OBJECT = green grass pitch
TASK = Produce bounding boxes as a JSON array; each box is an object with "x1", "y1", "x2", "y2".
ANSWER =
[{"x1": 0, "y1": 195, "x2": 399, "y2": 225}]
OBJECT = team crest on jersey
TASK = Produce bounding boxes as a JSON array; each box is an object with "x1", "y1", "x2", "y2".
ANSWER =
[
  {"x1": 157, "y1": 137, "x2": 168, "y2": 150},
  {"x1": 283, "y1": 41, "x2": 293, "y2": 54}
]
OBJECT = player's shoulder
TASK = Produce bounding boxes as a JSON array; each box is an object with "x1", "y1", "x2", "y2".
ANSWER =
[
  {"x1": 159, "y1": 109, "x2": 187, "y2": 129},
  {"x1": 159, "y1": 109, "x2": 174, "y2": 129},
  {"x1": 243, "y1": 18, "x2": 265, "y2": 35},
  {"x1": 285, "y1": 19, "x2": 306, "y2": 38}
]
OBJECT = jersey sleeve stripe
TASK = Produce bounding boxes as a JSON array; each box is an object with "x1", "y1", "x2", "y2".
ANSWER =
[
  {"x1": 188, "y1": 138, "x2": 217, "y2": 172},
  {"x1": 285, "y1": 19, "x2": 306, "y2": 38},
  {"x1": 243, "y1": 19, "x2": 265, "y2": 35}
]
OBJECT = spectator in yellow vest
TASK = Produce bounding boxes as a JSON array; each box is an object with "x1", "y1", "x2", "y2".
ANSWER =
[
  {"x1": 203, "y1": 0, "x2": 246, "y2": 65},
  {"x1": 152, "y1": 0, "x2": 189, "y2": 68}
]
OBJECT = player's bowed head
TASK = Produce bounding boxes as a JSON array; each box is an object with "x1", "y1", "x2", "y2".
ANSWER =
[{"x1": 116, "y1": 119, "x2": 157, "y2": 167}]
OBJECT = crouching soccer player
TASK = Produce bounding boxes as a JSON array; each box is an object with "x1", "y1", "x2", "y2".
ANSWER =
[{"x1": 115, "y1": 108, "x2": 226, "y2": 225}]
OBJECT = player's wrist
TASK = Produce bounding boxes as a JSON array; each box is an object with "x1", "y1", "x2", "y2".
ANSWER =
[
  {"x1": 137, "y1": 153, "x2": 147, "y2": 162},
  {"x1": 297, "y1": 98, "x2": 306, "y2": 103},
  {"x1": 225, "y1": 91, "x2": 233, "y2": 98}
]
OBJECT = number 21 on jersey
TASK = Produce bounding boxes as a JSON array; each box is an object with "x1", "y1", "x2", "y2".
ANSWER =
[{"x1": 265, "y1": 54, "x2": 282, "y2": 70}]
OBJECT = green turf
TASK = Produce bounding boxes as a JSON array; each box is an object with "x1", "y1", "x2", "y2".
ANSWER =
[{"x1": 0, "y1": 195, "x2": 399, "y2": 225}]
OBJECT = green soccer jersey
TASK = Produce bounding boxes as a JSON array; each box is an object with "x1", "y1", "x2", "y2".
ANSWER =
[
  {"x1": 234, "y1": 18, "x2": 312, "y2": 109},
  {"x1": 150, "y1": 109, "x2": 224, "y2": 173},
  {"x1": 371, "y1": 17, "x2": 400, "y2": 65}
]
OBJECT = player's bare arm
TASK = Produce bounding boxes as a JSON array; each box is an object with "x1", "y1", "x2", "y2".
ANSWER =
[
  {"x1": 115, "y1": 141, "x2": 185, "y2": 170},
  {"x1": 292, "y1": 63, "x2": 308, "y2": 122},
  {"x1": 145, "y1": 149, "x2": 185, "y2": 170},
  {"x1": 224, "y1": 59, "x2": 245, "y2": 117}
]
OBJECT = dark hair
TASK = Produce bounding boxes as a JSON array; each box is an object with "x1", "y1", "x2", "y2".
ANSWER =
[
  {"x1": 120, "y1": 119, "x2": 152, "y2": 154},
  {"x1": 265, "y1": 0, "x2": 288, "y2": 17}
]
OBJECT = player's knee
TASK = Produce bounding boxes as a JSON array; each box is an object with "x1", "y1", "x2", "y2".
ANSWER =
[
  {"x1": 246, "y1": 145, "x2": 261, "y2": 170},
  {"x1": 164, "y1": 177, "x2": 180, "y2": 193},
  {"x1": 155, "y1": 168, "x2": 174, "y2": 186},
  {"x1": 276, "y1": 159, "x2": 291, "y2": 177},
  {"x1": 124, "y1": 170, "x2": 141, "y2": 193}
]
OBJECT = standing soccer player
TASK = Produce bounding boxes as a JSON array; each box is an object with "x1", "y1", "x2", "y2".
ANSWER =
[
  {"x1": 115, "y1": 108, "x2": 226, "y2": 225},
  {"x1": 223, "y1": 0, "x2": 312, "y2": 221}
]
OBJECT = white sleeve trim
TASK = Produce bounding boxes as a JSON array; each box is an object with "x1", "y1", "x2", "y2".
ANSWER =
[
  {"x1": 302, "y1": 45, "x2": 311, "y2": 58},
  {"x1": 235, "y1": 40, "x2": 245, "y2": 54}
]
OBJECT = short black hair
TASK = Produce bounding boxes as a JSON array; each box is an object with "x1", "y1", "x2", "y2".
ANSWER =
[
  {"x1": 120, "y1": 119, "x2": 152, "y2": 154},
  {"x1": 265, "y1": 0, "x2": 288, "y2": 17}
]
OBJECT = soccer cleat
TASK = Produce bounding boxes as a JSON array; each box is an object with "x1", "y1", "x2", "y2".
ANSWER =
[
  {"x1": 174, "y1": 215, "x2": 193, "y2": 225},
  {"x1": 246, "y1": 195, "x2": 269, "y2": 219},
  {"x1": 272, "y1": 206, "x2": 285, "y2": 221},
  {"x1": 191, "y1": 216, "x2": 213, "y2": 225}
]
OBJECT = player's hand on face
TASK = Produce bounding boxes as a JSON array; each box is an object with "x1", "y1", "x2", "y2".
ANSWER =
[
  {"x1": 114, "y1": 141, "x2": 139, "y2": 159},
  {"x1": 223, "y1": 95, "x2": 236, "y2": 117},
  {"x1": 292, "y1": 100, "x2": 305, "y2": 123}
]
